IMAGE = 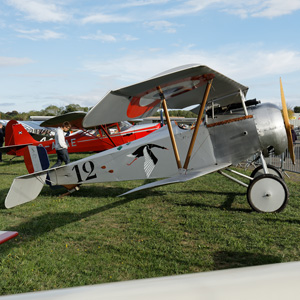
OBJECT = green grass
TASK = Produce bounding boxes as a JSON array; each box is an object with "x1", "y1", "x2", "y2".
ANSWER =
[{"x1": 1, "y1": 153, "x2": 300, "y2": 295}]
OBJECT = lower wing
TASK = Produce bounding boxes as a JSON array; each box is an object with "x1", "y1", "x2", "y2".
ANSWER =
[{"x1": 119, "y1": 162, "x2": 231, "y2": 196}]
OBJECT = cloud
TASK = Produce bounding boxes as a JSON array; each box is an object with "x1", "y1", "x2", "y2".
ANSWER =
[
  {"x1": 6, "y1": 0, "x2": 71, "y2": 22},
  {"x1": 158, "y1": 0, "x2": 300, "y2": 19},
  {"x1": 0, "y1": 102, "x2": 13, "y2": 107},
  {"x1": 80, "y1": 30, "x2": 116, "y2": 42},
  {"x1": 144, "y1": 20, "x2": 178, "y2": 33},
  {"x1": 15, "y1": 28, "x2": 65, "y2": 40},
  {"x1": 79, "y1": 46, "x2": 300, "y2": 109},
  {"x1": 218, "y1": 0, "x2": 300, "y2": 18},
  {"x1": 81, "y1": 45, "x2": 300, "y2": 85},
  {"x1": 81, "y1": 12, "x2": 132, "y2": 24},
  {"x1": 120, "y1": 0, "x2": 170, "y2": 8},
  {"x1": 123, "y1": 34, "x2": 138, "y2": 41},
  {"x1": 0, "y1": 56, "x2": 34, "y2": 66},
  {"x1": 250, "y1": 0, "x2": 300, "y2": 18}
]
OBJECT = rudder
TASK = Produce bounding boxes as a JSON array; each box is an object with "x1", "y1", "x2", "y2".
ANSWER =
[
  {"x1": 5, "y1": 120, "x2": 37, "y2": 146},
  {"x1": 24, "y1": 145, "x2": 50, "y2": 173}
]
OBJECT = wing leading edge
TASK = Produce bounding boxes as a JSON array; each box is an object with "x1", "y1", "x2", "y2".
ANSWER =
[
  {"x1": 83, "y1": 64, "x2": 248, "y2": 127},
  {"x1": 119, "y1": 162, "x2": 231, "y2": 197}
]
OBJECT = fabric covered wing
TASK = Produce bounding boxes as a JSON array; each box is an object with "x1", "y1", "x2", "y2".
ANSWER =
[
  {"x1": 83, "y1": 64, "x2": 248, "y2": 127},
  {"x1": 119, "y1": 162, "x2": 231, "y2": 197},
  {"x1": 41, "y1": 112, "x2": 87, "y2": 129}
]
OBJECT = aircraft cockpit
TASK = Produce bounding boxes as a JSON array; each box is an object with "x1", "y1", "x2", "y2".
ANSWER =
[
  {"x1": 205, "y1": 99, "x2": 260, "y2": 126},
  {"x1": 96, "y1": 121, "x2": 133, "y2": 137}
]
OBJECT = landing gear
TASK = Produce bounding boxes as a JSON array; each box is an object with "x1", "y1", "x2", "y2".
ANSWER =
[
  {"x1": 250, "y1": 164, "x2": 283, "y2": 180},
  {"x1": 247, "y1": 174, "x2": 289, "y2": 212},
  {"x1": 218, "y1": 151, "x2": 289, "y2": 212}
]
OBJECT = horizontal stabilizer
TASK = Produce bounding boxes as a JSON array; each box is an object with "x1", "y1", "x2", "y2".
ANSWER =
[
  {"x1": 5, "y1": 174, "x2": 47, "y2": 208},
  {"x1": 0, "y1": 143, "x2": 32, "y2": 154},
  {"x1": 120, "y1": 163, "x2": 231, "y2": 197}
]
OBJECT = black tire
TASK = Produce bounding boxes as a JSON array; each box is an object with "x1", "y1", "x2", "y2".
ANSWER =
[{"x1": 250, "y1": 164, "x2": 283, "y2": 180}]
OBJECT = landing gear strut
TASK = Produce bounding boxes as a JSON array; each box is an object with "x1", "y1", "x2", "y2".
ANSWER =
[{"x1": 219, "y1": 152, "x2": 289, "y2": 213}]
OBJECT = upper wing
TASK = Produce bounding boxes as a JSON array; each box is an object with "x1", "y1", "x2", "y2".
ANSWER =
[
  {"x1": 83, "y1": 64, "x2": 248, "y2": 127},
  {"x1": 41, "y1": 112, "x2": 87, "y2": 129}
]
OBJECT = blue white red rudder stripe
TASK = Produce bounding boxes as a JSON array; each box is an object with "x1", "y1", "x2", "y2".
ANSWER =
[{"x1": 24, "y1": 145, "x2": 50, "y2": 174}]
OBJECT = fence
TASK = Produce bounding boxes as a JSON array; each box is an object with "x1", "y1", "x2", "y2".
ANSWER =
[{"x1": 265, "y1": 142, "x2": 300, "y2": 174}]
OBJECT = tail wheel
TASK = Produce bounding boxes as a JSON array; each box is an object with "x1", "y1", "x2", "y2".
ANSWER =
[
  {"x1": 250, "y1": 164, "x2": 283, "y2": 180},
  {"x1": 247, "y1": 174, "x2": 289, "y2": 213}
]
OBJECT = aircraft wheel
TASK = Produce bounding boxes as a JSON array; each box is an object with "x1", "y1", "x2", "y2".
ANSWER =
[
  {"x1": 247, "y1": 174, "x2": 289, "y2": 213},
  {"x1": 250, "y1": 164, "x2": 283, "y2": 180}
]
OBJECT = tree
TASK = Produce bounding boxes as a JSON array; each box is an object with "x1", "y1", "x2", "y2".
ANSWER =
[
  {"x1": 43, "y1": 105, "x2": 64, "y2": 116},
  {"x1": 62, "y1": 104, "x2": 89, "y2": 114}
]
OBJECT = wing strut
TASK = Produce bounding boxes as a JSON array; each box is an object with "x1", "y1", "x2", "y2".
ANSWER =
[
  {"x1": 158, "y1": 86, "x2": 182, "y2": 169},
  {"x1": 183, "y1": 77, "x2": 214, "y2": 170},
  {"x1": 100, "y1": 125, "x2": 117, "y2": 147}
]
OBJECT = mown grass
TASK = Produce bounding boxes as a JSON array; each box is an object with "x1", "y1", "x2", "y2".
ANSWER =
[{"x1": 1, "y1": 153, "x2": 300, "y2": 296}]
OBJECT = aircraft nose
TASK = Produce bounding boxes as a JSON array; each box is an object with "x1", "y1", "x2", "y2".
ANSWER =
[{"x1": 252, "y1": 103, "x2": 288, "y2": 156}]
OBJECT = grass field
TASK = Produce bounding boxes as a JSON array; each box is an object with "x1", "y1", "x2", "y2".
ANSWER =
[{"x1": 1, "y1": 153, "x2": 300, "y2": 296}]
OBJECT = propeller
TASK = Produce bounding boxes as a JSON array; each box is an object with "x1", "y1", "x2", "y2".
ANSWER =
[{"x1": 280, "y1": 78, "x2": 295, "y2": 164}]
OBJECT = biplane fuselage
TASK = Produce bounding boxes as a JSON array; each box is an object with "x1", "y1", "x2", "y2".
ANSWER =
[{"x1": 46, "y1": 103, "x2": 286, "y2": 187}]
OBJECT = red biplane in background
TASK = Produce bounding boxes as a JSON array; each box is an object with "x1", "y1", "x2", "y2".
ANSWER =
[{"x1": 0, "y1": 112, "x2": 162, "y2": 157}]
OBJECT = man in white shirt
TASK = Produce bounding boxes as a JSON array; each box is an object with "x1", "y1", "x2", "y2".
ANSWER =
[{"x1": 52, "y1": 121, "x2": 71, "y2": 168}]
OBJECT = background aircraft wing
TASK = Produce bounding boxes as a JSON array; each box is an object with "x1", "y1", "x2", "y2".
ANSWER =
[
  {"x1": 0, "y1": 143, "x2": 33, "y2": 153},
  {"x1": 83, "y1": 64, "x2": 248, "y2": 127},
  {"x1": 120, "y1": 162, "x2": 231, "y2": 197},
  {"x1": 41, "y1": 112, "x2": 87, "y2": 129}
]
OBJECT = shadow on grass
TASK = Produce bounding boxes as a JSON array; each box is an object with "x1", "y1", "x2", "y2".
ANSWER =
[
  {"x1": 2, "y1": 197, "x2": 135, "y2": 250},
  {"x1": 213, "y1": 251, "x2": 282, "y2": 270},
  {"x1": 170, "y1": 190, "x2": 251, "y2": 213},
  {"x1": 0, "y1": 188, "x2": 10, "y2": 209},
  {"x1": 1, "y1": 185, "x2": 165, "y2": 251}
]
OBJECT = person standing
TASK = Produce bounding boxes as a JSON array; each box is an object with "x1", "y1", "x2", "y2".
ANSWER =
[
  {"x1": 0, "y1": 122, "x2": 5, "y2": 162},
  {"x1": 52, "y1": 121, "x2": 71, "y2": 168},
  {"x1": 291, "y1": 125, "x2": 297, "y2": 145}
]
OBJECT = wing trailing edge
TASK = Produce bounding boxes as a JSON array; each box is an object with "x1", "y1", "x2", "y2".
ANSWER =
[{"x1": 119, "y1": 162, "x2": 231, "y2": 197}]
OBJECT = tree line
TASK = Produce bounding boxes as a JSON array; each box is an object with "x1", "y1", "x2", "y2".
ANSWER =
[
  {"x1": 0, "y1": 104, "x2": 198, "y2": 121},
  {"x1": 0, "y1": 104, "x2": 90, "y2": 121},
  {"x1": 1, "y1": 103, "x2": 299, "y2": 121}
]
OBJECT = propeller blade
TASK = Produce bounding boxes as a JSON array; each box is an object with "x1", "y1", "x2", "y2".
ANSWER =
[{"x1": 280, "y1": 78, "x2": 295, "y2": 164}]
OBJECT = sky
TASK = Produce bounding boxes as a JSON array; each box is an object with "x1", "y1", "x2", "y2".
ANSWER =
[{"x1": 0, "y1": 0, "x2": 300, "y2": 113}]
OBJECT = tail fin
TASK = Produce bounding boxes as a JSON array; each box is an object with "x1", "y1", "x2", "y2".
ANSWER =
[
  {"x1": 24, "y1": 145, "x2": 50, "y2": 173},
  {"x1": 5, "y1": 172, "x2": 48, "y2": 208},
  {"x1": 5, "y1": 120, "x2": 37, "y2": 146}
]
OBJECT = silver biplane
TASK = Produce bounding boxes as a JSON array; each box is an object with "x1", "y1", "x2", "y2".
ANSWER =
[{"x1": 4, "y1": 64, "x2": 295, "y2": 212}]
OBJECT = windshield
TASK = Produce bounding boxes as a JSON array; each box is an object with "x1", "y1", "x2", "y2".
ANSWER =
[{"x1": 119, "y1": 121, "x2": 133, "y2": 132}]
